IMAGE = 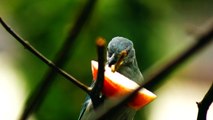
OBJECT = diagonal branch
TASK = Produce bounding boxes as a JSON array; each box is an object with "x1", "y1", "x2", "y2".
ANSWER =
[
  {"x1": 96, "y1": 21, "x2": 213, "y2": 119},
  {"x1": 10, "y1": 0, "x2": 97, "y2": 119},
  {"x1": 0, "y1": 17, "x2": 91, "y2": 93},
  {"x1": 197, "y1": 82, "x2": 213, "y2": 120},
  {"x1": 1, "y1": 17, "x2": 107, "y2": 119},
  {"x1": 1, "y1": 0, "x2": 96, "y2": 115}
]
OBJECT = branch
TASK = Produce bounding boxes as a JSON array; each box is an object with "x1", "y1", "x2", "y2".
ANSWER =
[
  {"x1": 1, "y1": 16, "x2": 106, "y2": 119},
  {"x1": 96, "y1": 20, "x2": 213, "y2": 119},
  {"x1": 90, "y1": 38, "x2": 106, "y2": 108},
  {"x1": 0, "y1": 16, "x2": 92, "y2": 119},
  {"x1": 197, "y1": 82, "x2": 213, "y2": 120},
  {"x1": 0, "y1": 18, "x2": 91, "y2": 93},
  {"x1": 9, "y1": 0, "x2": 97, "y2": 119},
  {"x1": 144, "y1": 29, "x2": 213, "y2": 91}
]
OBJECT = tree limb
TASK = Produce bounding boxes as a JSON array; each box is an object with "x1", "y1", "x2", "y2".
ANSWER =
[
  {"x1": 0, "y1": 17, "x2": 91, "y2": 93},
  {"x1": 197, "y1": 82, "x2": 213, "y2": 120},
  {"x1": 1, "y1": 17, "x2": 107, "y2": 119},
  {"x1": 1, "y1": 0, "x2": 96, "y2": 116},
  {"x1": 10, "y1": 0, "x2": 97, "y2": 119}
]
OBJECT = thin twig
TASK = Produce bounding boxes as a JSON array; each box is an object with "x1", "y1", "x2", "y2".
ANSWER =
[
  {"x1": 0, "y1": 17, "x2": 92, "y2": 118},
  {"x1": 0, "y1": 18, "x2": 90, "y2": 93},
  {"x1": 12, "y1": 0, "x2": 97, "y2": 119},
  {"x1": 197, "y1": 82, "x2": 213, "y2": 120},
  {"x1": 97, "y1": 21, "x2": 213, "y2": 119},
  {"x1": 90, "y1": 37, "x2": 106, "y2": 108}
]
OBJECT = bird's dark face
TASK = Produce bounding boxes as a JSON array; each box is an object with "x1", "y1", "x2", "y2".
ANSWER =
[{"x1": 107, "y1": 37, "x2": 135, "y2": 72}]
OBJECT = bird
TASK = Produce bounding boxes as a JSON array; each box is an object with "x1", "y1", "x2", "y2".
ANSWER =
[{"x1": 78, "y1": 36, "x2": 144, "y2": 120}]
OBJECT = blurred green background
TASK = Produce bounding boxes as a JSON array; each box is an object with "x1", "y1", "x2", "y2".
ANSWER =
[{"x1": 0, "y1": 0, "x2": 213, "y2": 120}]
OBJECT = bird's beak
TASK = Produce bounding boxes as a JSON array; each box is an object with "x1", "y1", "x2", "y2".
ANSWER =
[{"x1": 108, "y1": 50, "x2": 127, "y2": 72}]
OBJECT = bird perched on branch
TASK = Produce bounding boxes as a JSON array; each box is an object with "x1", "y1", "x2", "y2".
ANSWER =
[{"x1": 78, "y1": 37, "x2": 144, "y2": 120}]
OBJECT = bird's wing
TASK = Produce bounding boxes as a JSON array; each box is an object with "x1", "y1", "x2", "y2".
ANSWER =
[
  {"x1": 78, "y1": 82, "x2": 96, "y2": 120},
  {"x1": 78, "y1": 95, "x2": 91, "y2": 120}
]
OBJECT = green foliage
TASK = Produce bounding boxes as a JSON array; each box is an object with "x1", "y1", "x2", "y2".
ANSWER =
[{"x1": 1, "y1": 0, "x2": 212, "y2": 119}]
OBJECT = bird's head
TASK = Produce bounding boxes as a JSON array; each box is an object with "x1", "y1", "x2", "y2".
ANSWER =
[{"x1": 107, "y1": 37, "x2": 135, "y2": 72}]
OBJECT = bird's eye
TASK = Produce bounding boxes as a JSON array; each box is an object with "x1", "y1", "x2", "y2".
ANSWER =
[
  {"x1": 125, "y1": 46, "x2": 132, "y2": 55},
  {"x1": 126, "y1": 49, "x2": 130, "y2": 55}
]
